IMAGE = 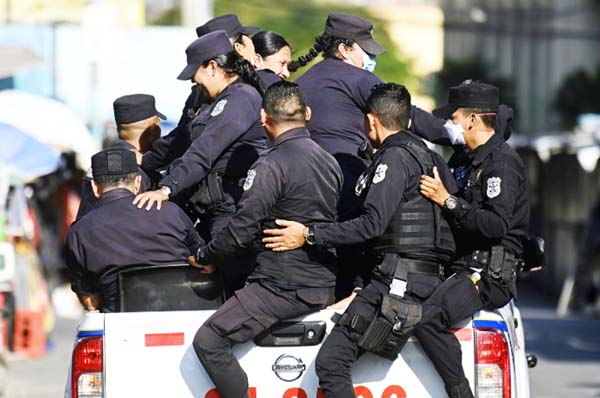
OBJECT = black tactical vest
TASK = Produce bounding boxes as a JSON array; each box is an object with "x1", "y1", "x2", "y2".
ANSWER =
[{"x1": 360, "y1": 134, "x2": 455, "y2": 258}]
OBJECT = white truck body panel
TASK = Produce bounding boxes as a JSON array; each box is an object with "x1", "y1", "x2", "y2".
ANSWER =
[{"x1": 67, "y1": 304, "x2": 530, "y2": 398}]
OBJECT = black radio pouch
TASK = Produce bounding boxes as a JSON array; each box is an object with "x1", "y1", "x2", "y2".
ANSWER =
[{"x1": 358, "y1": 295, "x2": 422, "y2": 361}]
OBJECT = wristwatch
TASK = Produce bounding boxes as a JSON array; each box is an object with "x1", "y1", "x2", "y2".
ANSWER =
[
  {"x1": 444, "y1": 195, "x2": 458, "y2": 210},
  {"x1": 305, "y1": 226, "x2": 316, "y2": 246},
  {"x1": 160, "y1": 185, "x2": 172, "y2": 198}
]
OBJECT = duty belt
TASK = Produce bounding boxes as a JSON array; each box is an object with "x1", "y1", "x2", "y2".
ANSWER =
[
  {"x1": 377, "y1": 254, "x2": 444, "y2": 297},
  {"x1": 455, "y1": 246, "x2": 519, "y2": 282}
]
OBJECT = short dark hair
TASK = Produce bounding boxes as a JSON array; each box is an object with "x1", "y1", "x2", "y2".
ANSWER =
[
  {"x1": 252, "y1": 31, "x2": 291, "y2": 58},
  {"x1": 94, "y1": 172, "x2": 138, "y2": 189},
  {"x1": 262, "y1": 81, "x2": 307, "y2": 124},
  {"x1": 365, "y1": 83, "x2": 411, "y2": 131},
  {"x1": 460, "y1": 108, "x2": 496, "y2": 128}
]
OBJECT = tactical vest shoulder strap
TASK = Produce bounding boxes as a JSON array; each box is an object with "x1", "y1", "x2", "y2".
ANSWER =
[{"x1": 396, "y1": 140, "x2": 434, "y2": 176}]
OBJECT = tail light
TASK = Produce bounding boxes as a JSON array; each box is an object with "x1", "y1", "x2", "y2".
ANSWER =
[
  {"x1": 71, "y1": 336, "x2": 103, "y2": 398},
  {"x1": 475, "y1": 328, "x2": 510, "y2": 398}
]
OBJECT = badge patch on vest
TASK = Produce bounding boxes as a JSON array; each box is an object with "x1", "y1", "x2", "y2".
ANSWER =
[
  {"x1": 210, "y1": 99, "x2": 227, "y2": 117},
  {"x1": 372, "y1": 163, "x2": 388, "y2": 184},
  {"x1": 486, "y1": 176, "x2": 502, "y2": 198},
  {"x1": 243, "y1": 169, "x2": 256, "y2": 191}
]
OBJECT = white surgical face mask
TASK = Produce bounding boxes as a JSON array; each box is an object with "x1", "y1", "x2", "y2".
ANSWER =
[
  {"x1": 363, "y1": 54, "x2": 377, "y2": 73},
  {"x1": 444, "y1": 119, "x2": 466, "y2": 146}
]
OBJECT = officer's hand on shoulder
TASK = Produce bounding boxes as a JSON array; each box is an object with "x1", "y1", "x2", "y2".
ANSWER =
[
  {"x1": 133, "y1": 189, "x2": 169, "y2": 211},
  {"x1": 263, "y1": 219, "x2": 307, "y2": 252},
  {"x1": 419, "y1": 167, "x2": 450, "y2": 206}
]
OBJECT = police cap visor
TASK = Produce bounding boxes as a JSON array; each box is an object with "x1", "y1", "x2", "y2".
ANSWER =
[
  {"x1": 195, "y1": 14, "x2": 259, "y2": 38},
  {"x1": 433, "y1": 82, "x2": 500, "y2": 119},
  {"x1": 325, "y1": 13, "x2": 386, "y2": 55},
  {"x1": 177, "y1": 30, "x2": 234, "y2": 81}
]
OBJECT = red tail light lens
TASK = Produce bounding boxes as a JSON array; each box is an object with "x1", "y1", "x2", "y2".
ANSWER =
[
  {"x1": 71, "y1": 336, "x2": 103, "y2": 398},
  {"x1": 475, "y1": 328, "x2": 510, "y2": 398}
]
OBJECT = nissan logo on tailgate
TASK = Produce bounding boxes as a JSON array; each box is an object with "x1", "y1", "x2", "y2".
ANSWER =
[{"x1": 272, "y1": 354, "x2": 306, "y2": 382}]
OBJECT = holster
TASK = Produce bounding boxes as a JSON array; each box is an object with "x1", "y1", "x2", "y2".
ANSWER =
[
  {"x1": 458, "y1": 246, "x2": 518, "y2": 297},
  {"x1": 357, "y1": 294, "x2": 421, "y2": 360},
  {"x1": 188, "y1": 172, "x2": 225, "y2": 212}
]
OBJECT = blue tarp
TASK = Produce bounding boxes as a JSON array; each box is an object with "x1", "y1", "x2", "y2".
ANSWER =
[{"x1": 0, "y1": 122, "x2": 61, "y2": 182}]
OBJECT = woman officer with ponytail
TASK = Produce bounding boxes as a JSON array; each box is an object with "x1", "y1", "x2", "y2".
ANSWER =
[
  {"x1": 134, "y1": 31, "x2": 265, "y2": 293},
  {"x1": 291, "y1": 13, "x2": 386, "y2": 299},
  {"x1": 142, "y1": 14, "x2": 260, "y2": 175},
  {"x1": 252, "y1": 31, "x2": 293, "y2": 87}
]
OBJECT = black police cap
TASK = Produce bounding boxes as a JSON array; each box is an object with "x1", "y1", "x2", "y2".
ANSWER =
[
  {"x1": 177, "y1": 30, "x2": 234, "y2": 81},
  {"x1": 91, "y1": 148, "x2": 138, "y2": 178},
  {"x1": 113, "y1": 94, "x2": 166, "y2": 125},
  {"x1": 195, "y1": 14, "x2": 260, "y2": 38},
  {"x1": 433, "y1": 82, "x2": 500, "y2": 120},
  {"x1": 325, "y1": 13, "x2": 386, "y2": 55}
]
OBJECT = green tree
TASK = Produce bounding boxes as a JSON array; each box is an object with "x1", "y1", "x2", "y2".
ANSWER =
[
  {"x1": 554, "y1": 66, "x2": 600, "y2": 129},
  {"x1": 215, "y1": 0, "x2": 418, "y2": 91}
]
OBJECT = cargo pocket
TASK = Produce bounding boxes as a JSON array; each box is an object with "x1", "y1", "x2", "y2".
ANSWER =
[
  {"x1": 296, "y1": 287, "x2": 335, "y2": 308},
  {"x1": 206, "y1": 298, "x2": 253, "y2": 336},
  {"x1": 407, "y1": 273, "x2": 442, "y2": 300}
]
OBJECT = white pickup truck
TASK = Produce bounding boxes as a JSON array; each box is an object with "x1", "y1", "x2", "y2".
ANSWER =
[{"x1": 65, "y1": 264, "x2": 535, "y2": 398}]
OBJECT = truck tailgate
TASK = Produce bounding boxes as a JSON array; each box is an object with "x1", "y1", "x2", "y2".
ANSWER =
[{"x1": 104, "y1": 310, "x2": 475, "y2": 398}]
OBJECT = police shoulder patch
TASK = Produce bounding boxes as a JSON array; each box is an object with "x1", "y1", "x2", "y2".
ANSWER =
[
  {"x1": 486, "y1": 176, "x2": 502, "y2": 198},
  {"x1": 210, "y1": 99, "x2": 227, "y2": 117},
  {"x1": 243, "y1": 169, "x2": 257, "y2": 191},
  {"x1": 372, "y1": 163, "x2": 388, "y2": 184}
]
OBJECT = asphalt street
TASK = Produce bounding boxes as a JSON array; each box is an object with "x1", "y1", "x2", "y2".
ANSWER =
[{"x1": 3, "y1": 285, "x2": 600, "y2": 397}]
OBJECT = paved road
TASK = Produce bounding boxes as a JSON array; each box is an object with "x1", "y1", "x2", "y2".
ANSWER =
[
  {"x1": 4, "y1": 315, "x2": 78, "y2": 398},
  {"x1": 3, "y1": 286, "x2": 600, "y2": 397},
  {"x1": 519, "y1": 285, "x2": 600, "y2": 398}
]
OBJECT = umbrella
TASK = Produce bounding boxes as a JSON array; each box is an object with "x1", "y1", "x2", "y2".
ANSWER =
[
  {"x1": 0, "y1": 45, "x2": 42, "y2": 79},
  {"x1": 0, "y1": 122, "x2": 61, "y2": 182},
  {"x1": 0, "y1": 90, "x2": 99, "y2": 170}
]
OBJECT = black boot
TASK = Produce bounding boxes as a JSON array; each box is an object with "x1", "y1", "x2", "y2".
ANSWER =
[{"x1": 446, "y1": 379, "x2": 475, "y2": 398}]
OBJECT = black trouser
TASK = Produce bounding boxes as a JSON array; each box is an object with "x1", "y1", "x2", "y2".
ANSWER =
[
  {"x1": 415, "y1": 271, "x2": 512, "y2": 396},
  {"x1": 193, "y1": 281, "x2": 333, "y2": 398},
  {"x1": 316, "y1": 272, "x2": 442, "y2": 398}
]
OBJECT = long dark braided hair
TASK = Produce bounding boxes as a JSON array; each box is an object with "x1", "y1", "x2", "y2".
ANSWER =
[
  {"x1": 202, "y1": 50, "x2": 266, "y2": 97},
  {"x1": 288, "y1": 33, "x2": 355, "y2": 72}
]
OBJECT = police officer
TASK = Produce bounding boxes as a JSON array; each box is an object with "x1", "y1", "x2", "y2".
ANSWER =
[
  {"x1": 142, "y1": 14, "x2": 260, "y2": 173},
  {"x1": 417, "y1": 82, "x2": 530, "y2": 398},
  {"x1": 262, "y1": 83, "x2": 457, "y2": 398},
  {"x1": 75, "y1": 94, "x2": 164, "y2": 220},
  {"x1": 290, "y1": 13, "x2": 463, "y2": 299},
  {"x1": 65, "y1": 148, "x2": 202, "y2": 312},
  {"x1": 192, "y1": 81, "x2": 342, "y2": 398},
  {"x1": 134, "y1": 30, "x2": 265, "y2": 295},
  {"x1": 252, "y1": 31, "x2": 292, "y2": 87}
]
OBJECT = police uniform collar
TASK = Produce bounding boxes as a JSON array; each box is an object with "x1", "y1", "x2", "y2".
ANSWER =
[
  {"x1": 272, "y1": 127, "x2": 310, "y2": 146},
  {"x1": 96, "y1": 188, "x2": 135, "y2": 208},
  {"x1": 214, "y1": 78, "x2": 242, "y2": 100},
  {"x1": 471, "y1": 132, "x2": 505, "y2": 167},
  {"x1": 115, "y1": 139, "x2": 136, "y2": 150},
  {"x1": 379, "y1": 130, "x2": 424, "y2": 151}
]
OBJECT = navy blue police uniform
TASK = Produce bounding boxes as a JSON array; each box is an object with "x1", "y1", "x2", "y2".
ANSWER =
[
  {"x1": 415, "y1": 83, "x2": 530, "y2": 398},
  {"x1": 296, "y1": 14, "x2": 455, "y2": 299},
  {"x1": 142, "y1": 15, "x2": 259, "y2": 173},
  {"x1": 65, "y1": 149, "x2": 201, "y2": 312},
  {"x1": 257, "y1": 69, "x2": 282, "y2": 88},
  {"x1": 146, "y1": 31, "x2": 266, "y2": 295},
  {"x1": 76, "y1": 94, "x2": 165, "y2": 220},
  {"x1": 311, "y1": 131, "x2": 457, "y2": 398},
  {"x1": 193, "y1": 125, "x2": 342, "y2": 398}
]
